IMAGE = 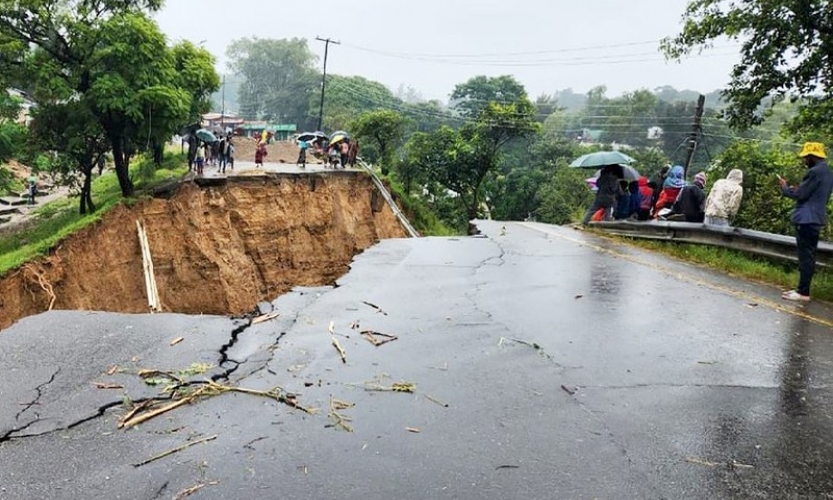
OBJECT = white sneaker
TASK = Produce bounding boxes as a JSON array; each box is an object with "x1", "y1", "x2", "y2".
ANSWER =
[{"x1": 781, "y1": 290, "x2": 811, "y2": 302}]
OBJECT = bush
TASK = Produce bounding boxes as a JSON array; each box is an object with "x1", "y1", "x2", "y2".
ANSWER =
[
  {"x1": 707, "y1": 142, "x2": 831, "y2": 238},
  {"x1": 533, "y1": 165, "x2": 594, "y2": 225}
]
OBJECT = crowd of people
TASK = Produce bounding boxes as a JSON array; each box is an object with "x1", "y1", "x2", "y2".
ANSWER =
[
  {"x1": 581, "y1": 142, "x2": 833, "y2": 303},
  {"x1": 296, "y1": 137, "x2": 359, "y2": 169},
  {"x1": 582, "y1": 164, "x2": 744, "y2": 226},
  {"x1": 188, "y1": 133, "x2": 235, "y2": 175}
]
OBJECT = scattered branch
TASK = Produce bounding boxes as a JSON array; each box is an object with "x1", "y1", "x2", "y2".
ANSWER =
[
  {"x1": 328, "y1": 396, "x2": 354, "y2": 432},
  {"x1": 361, "y1": 330, "x2": 398, "y2": 347},
  {"x1": 133, "y1": 434, "x2": 217, "y2": 467}
]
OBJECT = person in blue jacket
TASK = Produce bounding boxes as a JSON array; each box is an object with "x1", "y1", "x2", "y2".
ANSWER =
[{"x1": 779, "y1": 142, "x2": 833, "y2": 301}]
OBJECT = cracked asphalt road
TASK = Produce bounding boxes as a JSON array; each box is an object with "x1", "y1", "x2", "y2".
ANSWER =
[{"x1": 2, "y1": 220, "x2": 833, "y2": 499}]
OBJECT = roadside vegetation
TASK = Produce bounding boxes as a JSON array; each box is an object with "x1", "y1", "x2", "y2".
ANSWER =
[
  {"x1": 620, "y1": 238, "x2": 833, "y2": 302},
  {"x1": 0, "y1": 153, "x2": 187, "y2": 275}
]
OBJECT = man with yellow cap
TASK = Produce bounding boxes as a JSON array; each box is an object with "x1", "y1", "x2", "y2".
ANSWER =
[{"x1": 778, "y1": 142, "x2": 833, "y2": 301}]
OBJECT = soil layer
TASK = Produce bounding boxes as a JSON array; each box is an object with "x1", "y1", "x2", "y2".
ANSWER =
[{"x1": 0, "y1": 172, "x2": 406, "y2": 330}]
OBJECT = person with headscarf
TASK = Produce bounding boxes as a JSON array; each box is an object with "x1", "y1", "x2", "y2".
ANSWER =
[
  {"x1": 778, "y1": 142, "x2": 833, "y2": 302},
  {"x1": 704, "y1": 169, "x2": 744, "y2": 227},
  {"x1": 671, "y1": 171, "x2": 707, "y2": 223},
  {"x1": 653, "y1": 165, "x2": 685, "y2": 217}
]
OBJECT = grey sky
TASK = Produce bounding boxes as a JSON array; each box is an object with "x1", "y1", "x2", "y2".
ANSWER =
[{"x1": 154, "y1": 0, "x2": 737, "y2": 101}]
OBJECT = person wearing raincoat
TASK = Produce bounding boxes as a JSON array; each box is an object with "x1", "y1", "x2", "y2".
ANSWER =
[
  {"x1": 704, "y1": 169, "x2": 744, "y2": 227},
  {"x1": 653, "y1": 165, "x2": 685, "y2": 217}
]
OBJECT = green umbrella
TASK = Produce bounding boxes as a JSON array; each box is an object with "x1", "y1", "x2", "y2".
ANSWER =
[{"x1": 570, "y1": 151, "x2": 636, "y2": 169}]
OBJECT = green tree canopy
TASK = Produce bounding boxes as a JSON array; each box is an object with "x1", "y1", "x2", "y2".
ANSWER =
[
  {"x1": 350, "y1": 109, "x2": 410, "y2": 176},
  {"x1": 450, "y1": 75, "x2": 528, "y2": 118},
  {"x1": 228, "y1": 37, "x2": 318, "y2": 125},
  {"x1": 662, "y1": 0, "x2": 833, "y2": 135}
]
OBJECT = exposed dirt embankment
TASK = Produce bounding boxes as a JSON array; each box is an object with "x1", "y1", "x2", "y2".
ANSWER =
[{"x1": 0, "y1": 173, "x2": 406, "y2": 330}]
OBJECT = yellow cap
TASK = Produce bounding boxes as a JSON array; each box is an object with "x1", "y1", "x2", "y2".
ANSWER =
[{"x1": 799, "y1": 142, "x2": 827, "y2": 159}]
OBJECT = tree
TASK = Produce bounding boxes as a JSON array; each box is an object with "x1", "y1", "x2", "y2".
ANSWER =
[
  {"x1": 0, "y1": 92, "x2": 25, "y2": 194},
  {"x1": 228, "y1": 37, "x2": 318, "y2": 125},
  {"x1": 407, "y1": 90, "x2": 540, "y2": 224},
  {"x1": 319, "y1": 75, "x2": 401, "y2": 131},
  {"x1": 351, "y1": 110, "x2": 410, "y2": 176},
  {"x1": 29, "y1": 101, "x2": 109, "y2": 213},
  {"x1": 0, "y1": 1, "x2": 215, "y2": 197},
  {"x1": 450, "y1": 75, "x2": 528, "y2": 118},
  {"x1": 662, "y1": 0, "x2": 833, "y2": 135}
]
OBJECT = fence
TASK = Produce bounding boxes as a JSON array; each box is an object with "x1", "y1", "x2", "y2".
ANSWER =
[{"x1": 592, "y1": 220, "x2": 833, "y2": 267}]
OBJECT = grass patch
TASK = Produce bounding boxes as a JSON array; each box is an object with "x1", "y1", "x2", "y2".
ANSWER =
[
  {"x1": 623, "y1": 238, "x2": 833, "y2": 301},
  {"x1": 0, "y1": 153, "x2": 188, "y2": 276}
]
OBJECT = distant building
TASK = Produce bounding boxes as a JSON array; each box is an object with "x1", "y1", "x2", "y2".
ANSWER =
[
  {"x1": 575, "y1": 128, "x2": 604, "y2": 144},
  {"x1": 6, "y1": 88, "x2": 34, "y2": 125},
  {"x1": 202, "y1": 112, "x2": 245, "y2": 132},
  {"x1": 236, "y1": 122, "x2": 297, "y2": 141}
]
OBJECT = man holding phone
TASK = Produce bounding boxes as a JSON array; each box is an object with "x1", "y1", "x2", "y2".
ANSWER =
[{"x1": 779, "y1": 142, "x2": 833, "y2": 301}]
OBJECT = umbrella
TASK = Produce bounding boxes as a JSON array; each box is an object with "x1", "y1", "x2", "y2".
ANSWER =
[
  {"x1": 585, "y1": 177, "x2": 598, "y2": 192},
  {"x1": 593, "y1": 164, "x2": 641, "y2": 182},
  {"x1": 195, "y1": 128, "x2": 217, "y2": 143},
  {"x1": 329, "y1": 130, "x2": 351, "y2": 145},
  {"x1": 297, "y1": 131, "x2": 328, "y2": 142},
  {"x1": 570, "y1": 151, "x2": 636, "y2": 169}
]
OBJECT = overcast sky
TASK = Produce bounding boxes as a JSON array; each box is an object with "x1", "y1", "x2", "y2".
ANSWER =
[{"x1": 154, "y1": 0, "x2": 737, "y2": 101}]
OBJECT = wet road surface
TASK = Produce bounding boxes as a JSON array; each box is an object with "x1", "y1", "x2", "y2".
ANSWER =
[{"x1": 2, "y1": 220, "x2": 833, "y2": 499}]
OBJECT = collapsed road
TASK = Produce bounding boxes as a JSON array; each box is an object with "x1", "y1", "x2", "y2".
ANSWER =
[{"x1": 2, "y1": 220, "x2": 833, "y2": 499}]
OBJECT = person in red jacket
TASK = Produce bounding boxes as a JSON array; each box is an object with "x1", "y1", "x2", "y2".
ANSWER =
[
  {"x1": 254, "y1": 141, "x2": 267, "y2": 168},
  {"x1": 654, "y1": 165, "x2": 685, "y2": 217},
  {"x1": 637, "y1": 177, "x2": 653, "y2": 220}
]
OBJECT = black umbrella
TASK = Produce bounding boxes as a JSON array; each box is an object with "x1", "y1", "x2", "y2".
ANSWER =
[{"x1": 297, "y1": 131, "x2": 328, "y2": 142}]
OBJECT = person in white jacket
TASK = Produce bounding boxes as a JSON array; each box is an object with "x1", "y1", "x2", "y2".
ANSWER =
[{"x1": 704, "y1": 169, "x2": 744, "y2": 226}]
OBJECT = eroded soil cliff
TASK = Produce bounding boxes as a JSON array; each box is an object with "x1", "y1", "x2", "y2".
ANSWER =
[{"x1": 0, "y1": 172, "x2": 406, "y2": 330}]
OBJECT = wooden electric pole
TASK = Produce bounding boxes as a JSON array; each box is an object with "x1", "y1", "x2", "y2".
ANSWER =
[
  {"x1": 315, "y1": 36, "x2": 340, "y2": 132},
  {"x1": 683, "y1": 94, "x2": 706, "y2": 179}
]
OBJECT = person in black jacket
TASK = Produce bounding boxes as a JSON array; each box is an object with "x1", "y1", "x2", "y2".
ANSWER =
[
  {"x1": 582, "y1": 164, "x2": 623, "y2": 224},
  {"x1": 779, "y1": 142, "x2": 833, "y2": 301},
  {"x1": 671, "y1": 171, "x2": 707, "y2": 222}
]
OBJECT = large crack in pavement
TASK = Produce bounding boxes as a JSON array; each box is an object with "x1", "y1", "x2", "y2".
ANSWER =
[
  {"x1": 15, "y1": 367, "x2": 60, "y2": 422},
  {"x1": 211, "y1": 315, "x2": 254, "y2": 382}
]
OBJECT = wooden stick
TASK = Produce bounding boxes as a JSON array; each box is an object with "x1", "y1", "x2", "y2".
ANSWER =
[
  {"x1": 133, "y1": 435, "x2": 217, "y2": 467},
  {"x1": 252, "y1": 311, "x2": 280, "y2": 325},
  {"x1": 331, "y1": 336, "x2": 347, "y2": 364},
  {"x1": 121, "y1": 388, "x2": 207, "y2": 429}
]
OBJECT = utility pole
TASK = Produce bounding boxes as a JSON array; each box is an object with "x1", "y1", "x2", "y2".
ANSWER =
[
  {"x1": 220, "y1": 74, "x2": 226, "y2": 134},
  {"x1": 683, "y1": 94, "x2": 706, "y2": 179},
  {"x1": 315, "y1": 36, "x2": 340, "y2": 132}
]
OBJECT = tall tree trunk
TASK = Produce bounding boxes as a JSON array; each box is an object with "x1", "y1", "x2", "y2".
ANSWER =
[
  {"x1": 111, "y1": 138, "x2": 133, "y2": 197},
  {"x1": 152, "y1": 141, "x2": 164, "y2": 166},
  {"x1": 79, "y1": 165, "x2": 95, "y2": 214}
]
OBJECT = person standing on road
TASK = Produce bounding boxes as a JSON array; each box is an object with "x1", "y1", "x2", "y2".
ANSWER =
[
  {"x1": 195, "y1": 142, "x2": 205, "y2": 175},
  {"x1": 348, "y1": 139, "x2": 359, "y2": 168},
  {"x1": 297, "y1": 139, "x2": 308, "y2": 168},
  {"x1": 225, "y1": 140, "x2": 235, "y2": 172},
  {"x1": 778, "y1": 142, "x2": 833, "y2": 302},
  {"x1": 255, "y1": 141, "x2": 267, "y2": 168},
  {"x1": 704, "y1": 169, "x2": 744, "y2": 226},
  {"x1": 340, "y1": 141, "x2": 349, "y2": 168},
  {"x1": 217, "y1": 136, "x2": 227, "y2": 172}
]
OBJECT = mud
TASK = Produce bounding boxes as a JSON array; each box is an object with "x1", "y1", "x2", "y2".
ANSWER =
[{"x1": 0, "y1": 173, "x2": 406, "y2": 330}]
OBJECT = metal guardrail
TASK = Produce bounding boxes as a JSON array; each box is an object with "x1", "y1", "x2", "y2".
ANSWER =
[
  {"x1": 356, "y1": 159, "x2": 420, "y2": 238},
  {"x1": 592, "y1": 220, "x2": 833, "y2": 267}
]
